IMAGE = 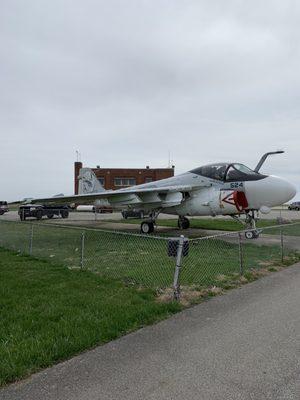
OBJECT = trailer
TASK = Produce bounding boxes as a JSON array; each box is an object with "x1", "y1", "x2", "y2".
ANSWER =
[{"x1": 18, "y1": 204, "x2": 70, "y2": 221}]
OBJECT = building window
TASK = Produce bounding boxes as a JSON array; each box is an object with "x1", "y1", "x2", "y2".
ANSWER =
[
  {"x1": 114, "y1": 178, "x2": 136, "y2": 187},
  {"x1": 98, "y1": 177, "x2": 105, "y2": 186},
  {"x1": 145, "y1": 177, "x2": 153, "y2": 183}
]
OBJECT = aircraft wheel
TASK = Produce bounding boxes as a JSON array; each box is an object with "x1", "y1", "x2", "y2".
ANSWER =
[
  {"x1": 141, "y1": 221, "x2": 154, "y2": 234},
  {"x1": 178, "y1": 217, "x2": 190, "y2": 229},
  {"x1": 245, "y1": 230, "x2": 259, "y2": 240},
  {"x1": 47, "y1": 214, "x2": 54, "y2": 219}
]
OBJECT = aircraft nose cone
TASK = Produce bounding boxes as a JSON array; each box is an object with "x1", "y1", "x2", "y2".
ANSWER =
[
  {"x1": 282, "y1": 178, "x2": 297, "y2": 202},
  {"x1": 270, "y1": 176, "x2": 297, "y2": 204},
  {"x1": 245, "y1": 176, "x2": 297, "y2": 209}
]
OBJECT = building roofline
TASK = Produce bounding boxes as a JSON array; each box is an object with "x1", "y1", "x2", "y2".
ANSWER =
[{"x1": 91, "y1": 168, "x2": 175, "y2": 171}]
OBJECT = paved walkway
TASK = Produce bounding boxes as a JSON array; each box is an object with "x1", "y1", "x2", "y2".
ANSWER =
[{"x1": 2, "y1": 264, "x2": 300, "y2": 400}]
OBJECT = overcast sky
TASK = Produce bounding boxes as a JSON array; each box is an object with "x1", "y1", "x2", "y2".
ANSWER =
[{"x1": 1, "y1": 0, "x2": 299, "y2": 201}]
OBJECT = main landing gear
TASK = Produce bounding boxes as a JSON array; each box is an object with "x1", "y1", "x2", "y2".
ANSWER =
[
  {"x1": 140, "y1": 211, "x2": 160, "y2": 234},
  {"x1": 140, "y1": 213, "x2": 191, "y2": 234},
  {"x1": 178, "y1": 216, "x2": 190, "y2": 230},
  {"x1": 140, "y1": 220, "x2": 155, "y2": 234}
]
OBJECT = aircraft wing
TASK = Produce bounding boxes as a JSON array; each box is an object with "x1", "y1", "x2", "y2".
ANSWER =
[{"x1": 30, "y1": 184, "x2": 206, "y2": 209}]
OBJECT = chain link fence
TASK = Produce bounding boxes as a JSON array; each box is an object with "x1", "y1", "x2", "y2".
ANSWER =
[{"x1": 0, "y1": 220, "x2": 299, "y2": 299}]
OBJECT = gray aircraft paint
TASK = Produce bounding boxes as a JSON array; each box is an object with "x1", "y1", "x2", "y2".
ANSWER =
[{"x1": 31, "y1": 161, "x2": 296, "y2": 220}]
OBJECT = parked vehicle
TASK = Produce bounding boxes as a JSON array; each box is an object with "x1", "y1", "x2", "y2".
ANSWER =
[
  {"x1": 18, "y1": 204, "x2": 70, "y2": 221},
  {"x1": 288, "y1": 201, "x2": 300, "y2": 211},
  {"x1": 0, "y1": 201, "x2": 9, "y2": 215},
  {"x1": 121, "y1": 209, "x2": 148, "y2": 219}
]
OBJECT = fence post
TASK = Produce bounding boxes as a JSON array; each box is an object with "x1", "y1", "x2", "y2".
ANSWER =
[
  {"x1": 173, "y1": 235, "x2": 185, "y2": 301},
  {"x1": 29, "y1": 224, "x2": 34, "y2": 256},
  {"x1": 80, "y1": 231, "x2": 85, "y2": 269},
  {"x1": 280, "y1": 228, "x2": 284, "y2": 263},
  {"x1": 238, "y1": 233, "x2": 244, "y2": 275}
]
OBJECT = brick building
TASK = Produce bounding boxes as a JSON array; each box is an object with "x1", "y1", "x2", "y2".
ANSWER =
[{"x1": 74, "y1": 162, "x2": 175, "y2": 194}]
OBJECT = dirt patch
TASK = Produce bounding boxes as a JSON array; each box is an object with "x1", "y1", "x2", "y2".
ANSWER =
[
  {"x1": 156, "y1": 285, "x2": 223, "y2": 306},
  {"x1": 258, "y1": 261, "x2": 274, "y2": 267},
  {"x1": 157, "y1": 255, "x2": 300, "y2": 306}
]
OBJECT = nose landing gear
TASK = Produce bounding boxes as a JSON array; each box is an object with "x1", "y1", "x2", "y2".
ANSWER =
[
  {"x1": 245, "y1": 210, "x2": 261, "y2": 239},
  {"x1": 245, "y1": 229, "x2": 260, "y2": 239}
]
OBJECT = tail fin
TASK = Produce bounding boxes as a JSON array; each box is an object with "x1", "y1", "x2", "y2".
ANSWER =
[{"x1": 78, "y1": 168, "x2": 106, "y2": 194}]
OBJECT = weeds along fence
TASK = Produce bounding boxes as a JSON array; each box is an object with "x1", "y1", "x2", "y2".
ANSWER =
[{"x1": 0, "y1": 220, "x2": 299, "y2": 299}]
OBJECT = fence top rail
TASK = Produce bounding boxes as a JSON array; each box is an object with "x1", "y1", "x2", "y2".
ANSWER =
[
  {"x1": 189, "y1": 230, "x2": 239, "y2": 241},
  {"x1": 259, "y1": 222, "x2": 300, "y2": 230}
]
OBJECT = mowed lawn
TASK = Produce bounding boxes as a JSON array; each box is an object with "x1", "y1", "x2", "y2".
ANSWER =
[
  {"x1": 0, "y1": 248, "x2": 181, "y2": 387},
  {"x1": 1, "y1": 226, "x2": 299, "y2": 387},
  {"x1": 0, "y1": 221, "x2": 294, "y2": 287}
]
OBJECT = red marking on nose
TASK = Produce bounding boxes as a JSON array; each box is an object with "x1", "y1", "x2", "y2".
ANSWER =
[{"x1": 222, "y1": 191, "x2": 248, "y2": 211}]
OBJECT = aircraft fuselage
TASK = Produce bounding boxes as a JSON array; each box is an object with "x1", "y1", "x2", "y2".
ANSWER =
[{"x1": 119, "y1": 163, "x2": 296, "y2": 217}]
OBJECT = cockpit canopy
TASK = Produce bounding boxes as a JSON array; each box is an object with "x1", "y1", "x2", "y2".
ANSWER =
[{"x1": 190, "y1": 163, "x2": 266, "y2": 182}]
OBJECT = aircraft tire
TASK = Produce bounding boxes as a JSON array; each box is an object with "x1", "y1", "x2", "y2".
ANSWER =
[
  {"x1": 178, "y1": 217, "x2": 190, "y2": 229},
  {"x1": 47, "y1": 214, "x2": 54, "y2": 219},
  {"x1": 245, "y1": 230, "x2": 259, "y2": 239},
  {"x1": 140, "y1": 221, "x2": 154, "y2": 234}
]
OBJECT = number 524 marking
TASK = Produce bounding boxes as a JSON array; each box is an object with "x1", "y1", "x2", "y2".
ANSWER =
[{"x1": 230, "y1": 182, "x2": 244, "y2": 189}]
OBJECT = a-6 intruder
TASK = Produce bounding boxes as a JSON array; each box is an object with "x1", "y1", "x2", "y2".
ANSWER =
[{"x1": 29, "y1": 151, "x2": 296, "y2": 238}]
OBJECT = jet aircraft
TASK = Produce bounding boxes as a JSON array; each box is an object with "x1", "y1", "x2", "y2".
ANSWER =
[{"x1": 30, "y1": 151, "x2": 296, "y2": 238}]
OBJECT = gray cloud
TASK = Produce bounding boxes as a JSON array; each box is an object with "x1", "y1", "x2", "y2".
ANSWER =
[{"x1": 0, "y1": 0, "x2": 299, "y2": 200}]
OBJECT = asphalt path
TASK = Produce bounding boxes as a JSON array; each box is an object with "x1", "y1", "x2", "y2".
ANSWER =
[{"x1": 2, "y1": 263, "x2": 300, "y2": 400}]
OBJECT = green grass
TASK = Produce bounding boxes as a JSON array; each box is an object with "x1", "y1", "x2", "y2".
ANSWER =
[
  {"x1": 1, "y1": 221, "x2": 298, "y2": 288},
  {"x1": 180, "y1": 237, "x2": 293, "y2": 285},
  {"x1": 0, "y1": 248, "x2": 181, "y2": 386},
  {"x1": 262, "y1": 223, "x2": 300, "y2": 237},
  {"x1": 1, "y1": 221, "x2": 299, "y2": 386}
]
